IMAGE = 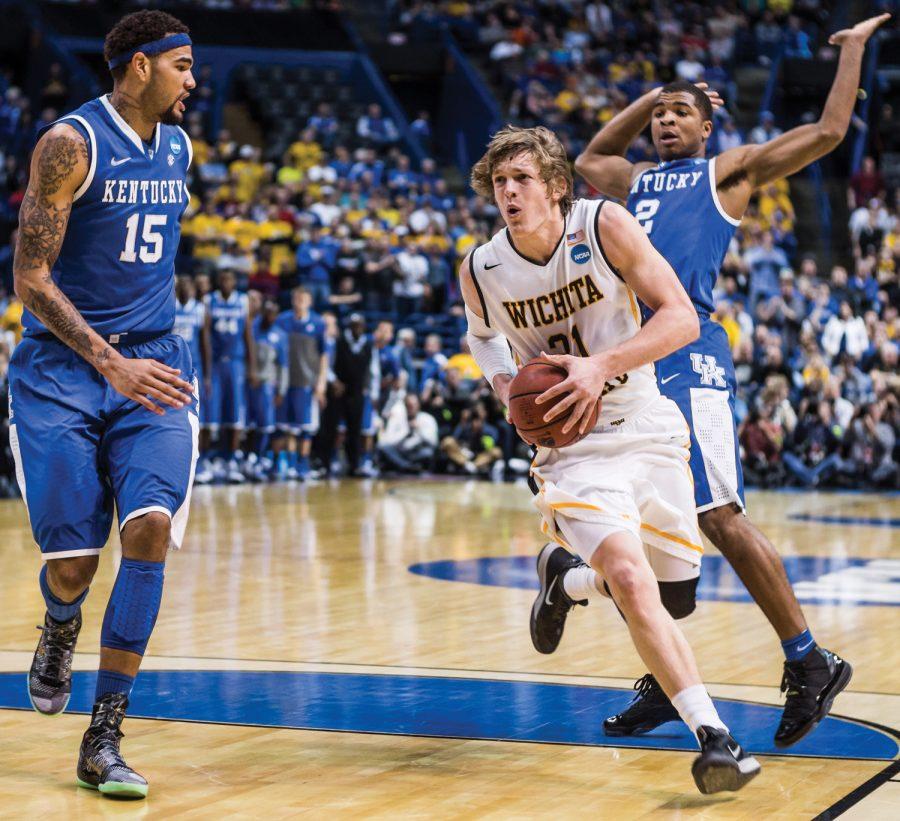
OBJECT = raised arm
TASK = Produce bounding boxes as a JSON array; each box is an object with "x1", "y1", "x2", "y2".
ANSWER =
[
  {"x1": 15, "y1": 124, "x2": 191, "y2": 414},
  {"x1": 576, "y1": 83, "x2": 724, "y2": 200},
  {"x1": 459, "y1": 252, "x2": 517, "y2": 404},
  {"x1": 716, "y1": 13, "x2": 890, "y2": 207},
  {"x1": 538, "y1": 203, "x2": 698, "y2": 433}
]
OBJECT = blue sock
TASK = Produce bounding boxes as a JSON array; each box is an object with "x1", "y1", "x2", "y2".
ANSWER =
[
  {"x1": 95, "y1": 669, "x2": 135, "y2": 702},
  {"x1": 277, "y1": 451, "x2": 288, "y2": 472},
  {"x1": 288, "y1": 451, "x2": 298, "y2": 469},
  {"x1": 298, "y1": 455, "x2": 310, "y2": 474},
  {"x1": 39, "y1": 564, "x2": 88, "y2": 623},
  {"x1": 258, "y1": 433, "x2": 270, "y2": 456},
  {"x1": 100, "y1": 557, "x2": 165, "y2": 657},
  {"x1": 782, "y1": 629, "x2": 816, "y2": 662}
]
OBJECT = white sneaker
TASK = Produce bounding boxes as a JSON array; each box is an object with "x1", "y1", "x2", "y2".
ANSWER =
[
  {"x1": 226, "y1": 459, "x2": 245, "y2": 484},
  {"x1": 194, "y1": 458, "x2": 214, "y2": 485}
]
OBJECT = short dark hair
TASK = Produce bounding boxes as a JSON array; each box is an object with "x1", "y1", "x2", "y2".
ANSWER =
[
  {"x1": 104, "y1": 10, "x2": 189, "y2": 81},
  {"x1": 658, "y1": 80, "x2": 713, "y2": 123}
]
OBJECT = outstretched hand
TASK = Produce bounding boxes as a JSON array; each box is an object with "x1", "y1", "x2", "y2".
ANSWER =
[{"x1": 829, "y1": 13, "x2": 891, "y2": 48}]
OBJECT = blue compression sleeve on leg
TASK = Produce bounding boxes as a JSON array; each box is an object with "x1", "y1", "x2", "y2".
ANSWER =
[
  {"x1": 782, "y1": 629, "x2": 816, "y2": 661},
  {"x1": 100, "y1": 558, "x2": 165, "y2": 656},
  {"x1": 39, "y1": 563, "x2": 88, "y2": 623}
]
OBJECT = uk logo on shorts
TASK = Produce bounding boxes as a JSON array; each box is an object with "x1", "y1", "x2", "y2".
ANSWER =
[
  {"x1": 169, "y1": 136, "x2": 182, "y2": 155},
  {"x1": 570, "y1": 244, "x2": 592, "y2": 265},
  {"x1": 690, "y1": 353, "x2": 727, "y2": 387}
]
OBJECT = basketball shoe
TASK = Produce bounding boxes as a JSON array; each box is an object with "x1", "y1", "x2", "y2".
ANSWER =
[
  {"x1": 530, "y1": 543, "x2": 588, "y2": 654},
  {"x1": 77, "y1": 693, "x2": 148, "y2": 799},
  {"x1": 692, "y1": 725, "x2": 761, "y2": 794},
  {"x1": 603, "y1": 673, "x2": 680, "y2": 736},
  {"x1": 775, "y1": 647, "x2": 853, "y2": 747},
  {"x1": 28, "y1": 611, "x2": 82, "y2": 715}
]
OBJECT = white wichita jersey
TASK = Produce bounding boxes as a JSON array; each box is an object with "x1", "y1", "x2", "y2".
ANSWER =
[{"x1": 471, "y1": 198, "x2": 659, "y2": 425}]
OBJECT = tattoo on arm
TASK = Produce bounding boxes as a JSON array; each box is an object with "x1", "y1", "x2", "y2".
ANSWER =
[{"x1": 14, "y1": 130, "x2": 112, "y2": 368}]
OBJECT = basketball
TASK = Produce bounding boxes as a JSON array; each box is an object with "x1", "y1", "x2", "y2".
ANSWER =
[{"x1": 508, "y1": 360, "x2": 600, "y2": 448}]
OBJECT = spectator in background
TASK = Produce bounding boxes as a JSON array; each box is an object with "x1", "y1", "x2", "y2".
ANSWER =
[
  {"x1": 756, "y1": 269, "x2": 806, "y2": 350},
  {"x1": 440, "y1": 403, "x2": 503, "y2": 476},
  {"x1": 717, "y1": 117, "x2": 743, "y2": 152},
  {"x1": 394, "y1": 327, "x2": 418, "y2": 393},
  {"x1": 420, "y1": 333, "x2": 447, "y2": 402},
  {"x1": 378, "y1": 394, "x2": 438, "y2": 474},
  {"x1": 356, "y1": 103, "x2": 399, "y2": 148},
  {"x1": 395, "y1": 241, "x2": 429, "y2": 316},
  {"x1": 822, "y1": 301, "x2": 870, "y2": 362},
  {"x1": 295, "y1": 226, "x2": 337, "y2": 310},
  {"x1": 841, "y1": 400, "x2": 898, "y2": 487},
  {"x1": 739, "y1": 407, "x2": 784, "y2": 487},
  {"x1": 783, "y1": 15, "x2": 813, "y2": 59},
  {"x1": 783, "y1": 400, "x2": 842, "y2": 487},
  {"x1": 848, "y1": 156, "x2": 884, "y2": 209},
  {"x1": 410, "y1": 110, "x2": 432, "y2": 150},
  {"x1": 744, "y1": 231, "x2": 788, "y2": 307},
  {"x1": 307, "y1": 102, "x2": 339, "y2": 149},
  {"x1": 750, "y1": 111, "x2": 783, "y2": 144}
]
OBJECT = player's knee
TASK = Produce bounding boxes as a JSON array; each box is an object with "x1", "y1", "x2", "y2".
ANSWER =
[
  {"x1": 121, "y1": 511, "x2": 172, "y2": 560},
  {"x1": 47, "y1": 555, "x2": 99, "y2": 596},
  {"x1": 604, "y1": 561, "x2": 649, "y2": 612},
  {"x1": 658, "y1": 578, "x2": 698, "y2": 620},
  {"x1": 698, "y1": 503, "x2": 739, "y2": 546}
]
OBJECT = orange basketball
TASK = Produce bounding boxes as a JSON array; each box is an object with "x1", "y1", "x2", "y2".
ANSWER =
[{"x1": 508, "y1": 360, "x2": 600, "y2": 448}]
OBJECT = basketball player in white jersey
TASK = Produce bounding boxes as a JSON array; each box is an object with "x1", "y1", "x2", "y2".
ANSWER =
[{"x1": 460, "y1": 125, "x2": 760, "y2": 794}]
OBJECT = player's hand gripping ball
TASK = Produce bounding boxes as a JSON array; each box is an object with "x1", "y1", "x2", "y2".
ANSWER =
[{"x1": 508, "y1": 360, "x2": 600, "y2": 447}]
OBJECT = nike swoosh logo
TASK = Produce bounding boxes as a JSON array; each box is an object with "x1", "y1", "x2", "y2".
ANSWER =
[
  {"x1": 796, "y1": 640, "x2": 814, "y2": 654},
  {"x1": 727, "y1": 743, "x2": 741, "y2": 758},
  {"x1": 544, "y1": 576, "x2": 557, "y2": 606},
  {"x1": 111, "y1": 157, "x2": 131, "y2": 166},
  {"x1": 660, "y1": 373, "x2": 680, "y2": 385},
  {"x1": 484, "y1": 262, "x2": 502, "y2": 270}
]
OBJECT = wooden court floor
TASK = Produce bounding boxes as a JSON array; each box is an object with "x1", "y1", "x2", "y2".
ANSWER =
[{"x1": 0, "y1": 480, "x2": 897, "y2": 819}]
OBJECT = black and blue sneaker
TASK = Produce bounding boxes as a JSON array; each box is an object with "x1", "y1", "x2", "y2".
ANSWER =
[
  {"x1": 530, "y1": 543, "x2": 588, "y2": 654},
  {"x1": 77, "y1": 693, "x2": 148, "y2": 799},
  {"x1": 603, "y1": 673, "x2": 680, "y2": 736},
  {"x1": 692, "y1": 725, "x2": 761, "y2": 794},
  {"x1": 775, "y1": 647, "x2": 853, "y2": 748},
  {"x1": 28, "y1": 611, "x2": 82, "y2": 716}
]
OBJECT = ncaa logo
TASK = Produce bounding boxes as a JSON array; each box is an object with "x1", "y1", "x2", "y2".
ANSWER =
[
  {"x1": 570, "y1": 244, "x2": 591, "y2": 265},
  {"x1": 169, "y1": 136, "x2": 182, "y2": 155}
]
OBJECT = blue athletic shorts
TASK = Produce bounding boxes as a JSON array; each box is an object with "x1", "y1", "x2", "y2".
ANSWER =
[
  {"x1": 278, "y1": 386, "x2": 319, "y2": 436},
  {"x1": 248, "y1": 383, "x2": 277, "y2": 433},
  {"x1": 656, "y1": 318, "x2": 745, "y2": 513},
  {"x1": 208, "y1": 359, "x2": 246, "y2": 429},
  {"x1": 8, "y1": 333, "x2": 199, "y2": 559}
]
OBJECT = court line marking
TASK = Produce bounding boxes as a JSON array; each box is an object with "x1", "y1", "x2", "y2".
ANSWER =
[
  {"x1": 812, "y1": 758, "x2": 900, "y2": 820},
  {"x1": 0, "y1": 702, "x2": 892, "y2": 765},
  {"x1": 1, "y1": 649, "x2": 899, "y2": 696},
  {"x1": 0, "y1": 665, "x2": 896, "y2": 764},
  {"x1": 788, "y1": 514, "x2": 900, "y2": 528}
]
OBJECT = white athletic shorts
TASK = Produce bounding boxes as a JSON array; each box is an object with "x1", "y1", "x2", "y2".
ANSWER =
[{"x1": 531, "y1": 395, "x2": 703, "y2": 581}]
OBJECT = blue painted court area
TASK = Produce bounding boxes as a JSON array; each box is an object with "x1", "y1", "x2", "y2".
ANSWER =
[
  {"x1": 0, "y1": 671, "x2": 895, "y2": 761},
  {"x1": 409, "y1": 555, "x2": 900, "y2": 607}
]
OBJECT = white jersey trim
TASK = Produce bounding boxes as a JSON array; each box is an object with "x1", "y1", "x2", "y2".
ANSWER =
[
  {"x1": 100, "y1": 94, "x2": 147, "y2": 154},
  {"x1": 708, "y1": 156, "x2": 742, "y2": 226},
  {"x1": 59, "y1": 115, "x2": 96, "y2": 203},
  {"x1": 177, "y1": 125, "x2": 193, "y2": 169}
]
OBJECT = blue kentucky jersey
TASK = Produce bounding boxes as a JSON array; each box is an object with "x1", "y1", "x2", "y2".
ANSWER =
[
  {"x1": 23, "y1": 95, "x2": 192, "y2": 337},
  {"x1": 206, "y1": 290, "x2": 248, "y2": 361},
  {"x1": 625, "y1": 156, "x2": 740, "y2": 319},
  {"x1": 173, "y1": 297, "x2": 205, "y2": 371}
]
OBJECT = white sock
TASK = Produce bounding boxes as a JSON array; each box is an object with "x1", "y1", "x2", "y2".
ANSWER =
[
  {"x1": 671, "y1": 684, "x2": 728, "y2": 740},
  {"x1": 562, "y1": 564, "x2": 605, "y2": 601}
]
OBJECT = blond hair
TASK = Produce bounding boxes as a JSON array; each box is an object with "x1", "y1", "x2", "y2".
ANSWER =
[{"x1": 470, "y1": 125, "x2": 573, "y2": 216}]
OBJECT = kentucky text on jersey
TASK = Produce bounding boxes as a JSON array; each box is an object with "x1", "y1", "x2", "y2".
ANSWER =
[
  {"x1": 102, "y1": 178, "x2": 188, "y2": 205},
  {"x1": 22, "y1": 94, "x2": 192, "y2": 337},
  {"x1": 502, "y1": 272, "x2": 604, "y2": 329},
  {"x1": 630, "y1": 169, "x2": 704, "y2": 194}
]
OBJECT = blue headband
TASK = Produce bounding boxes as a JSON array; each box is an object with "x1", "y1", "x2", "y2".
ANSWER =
[{"x1": 108, "y1": 33, "x2": 192, "y2": 70}]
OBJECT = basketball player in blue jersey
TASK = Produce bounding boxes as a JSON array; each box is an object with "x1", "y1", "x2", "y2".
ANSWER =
[
  {"x1": 532, "y1": 13, "x2": 889, "y2": 749},
  {"x1": 204, "y1": 268, "x2": 256, "y2": 482},
  {"x1": 247, "y1": 299, "x2": 288, "y2": 480},
  {"x1": 10, "y1": 10, "x2": 196, "y2": 797},
  {"x1": 275, "y1": 286, "x2": 328, "y2": 480},
  {"x1": 174, "y1": 275, "x2": 210, "y2": 393}
]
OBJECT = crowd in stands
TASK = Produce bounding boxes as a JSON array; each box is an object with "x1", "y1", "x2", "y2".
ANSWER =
[{"x1": 0, "y1": 1, "x2": 896, "y2": 492}]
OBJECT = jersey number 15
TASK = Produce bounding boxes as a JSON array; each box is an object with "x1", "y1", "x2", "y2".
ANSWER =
[{"x1": 119, "y1": 214, "x2": 167, "y2": 264}]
